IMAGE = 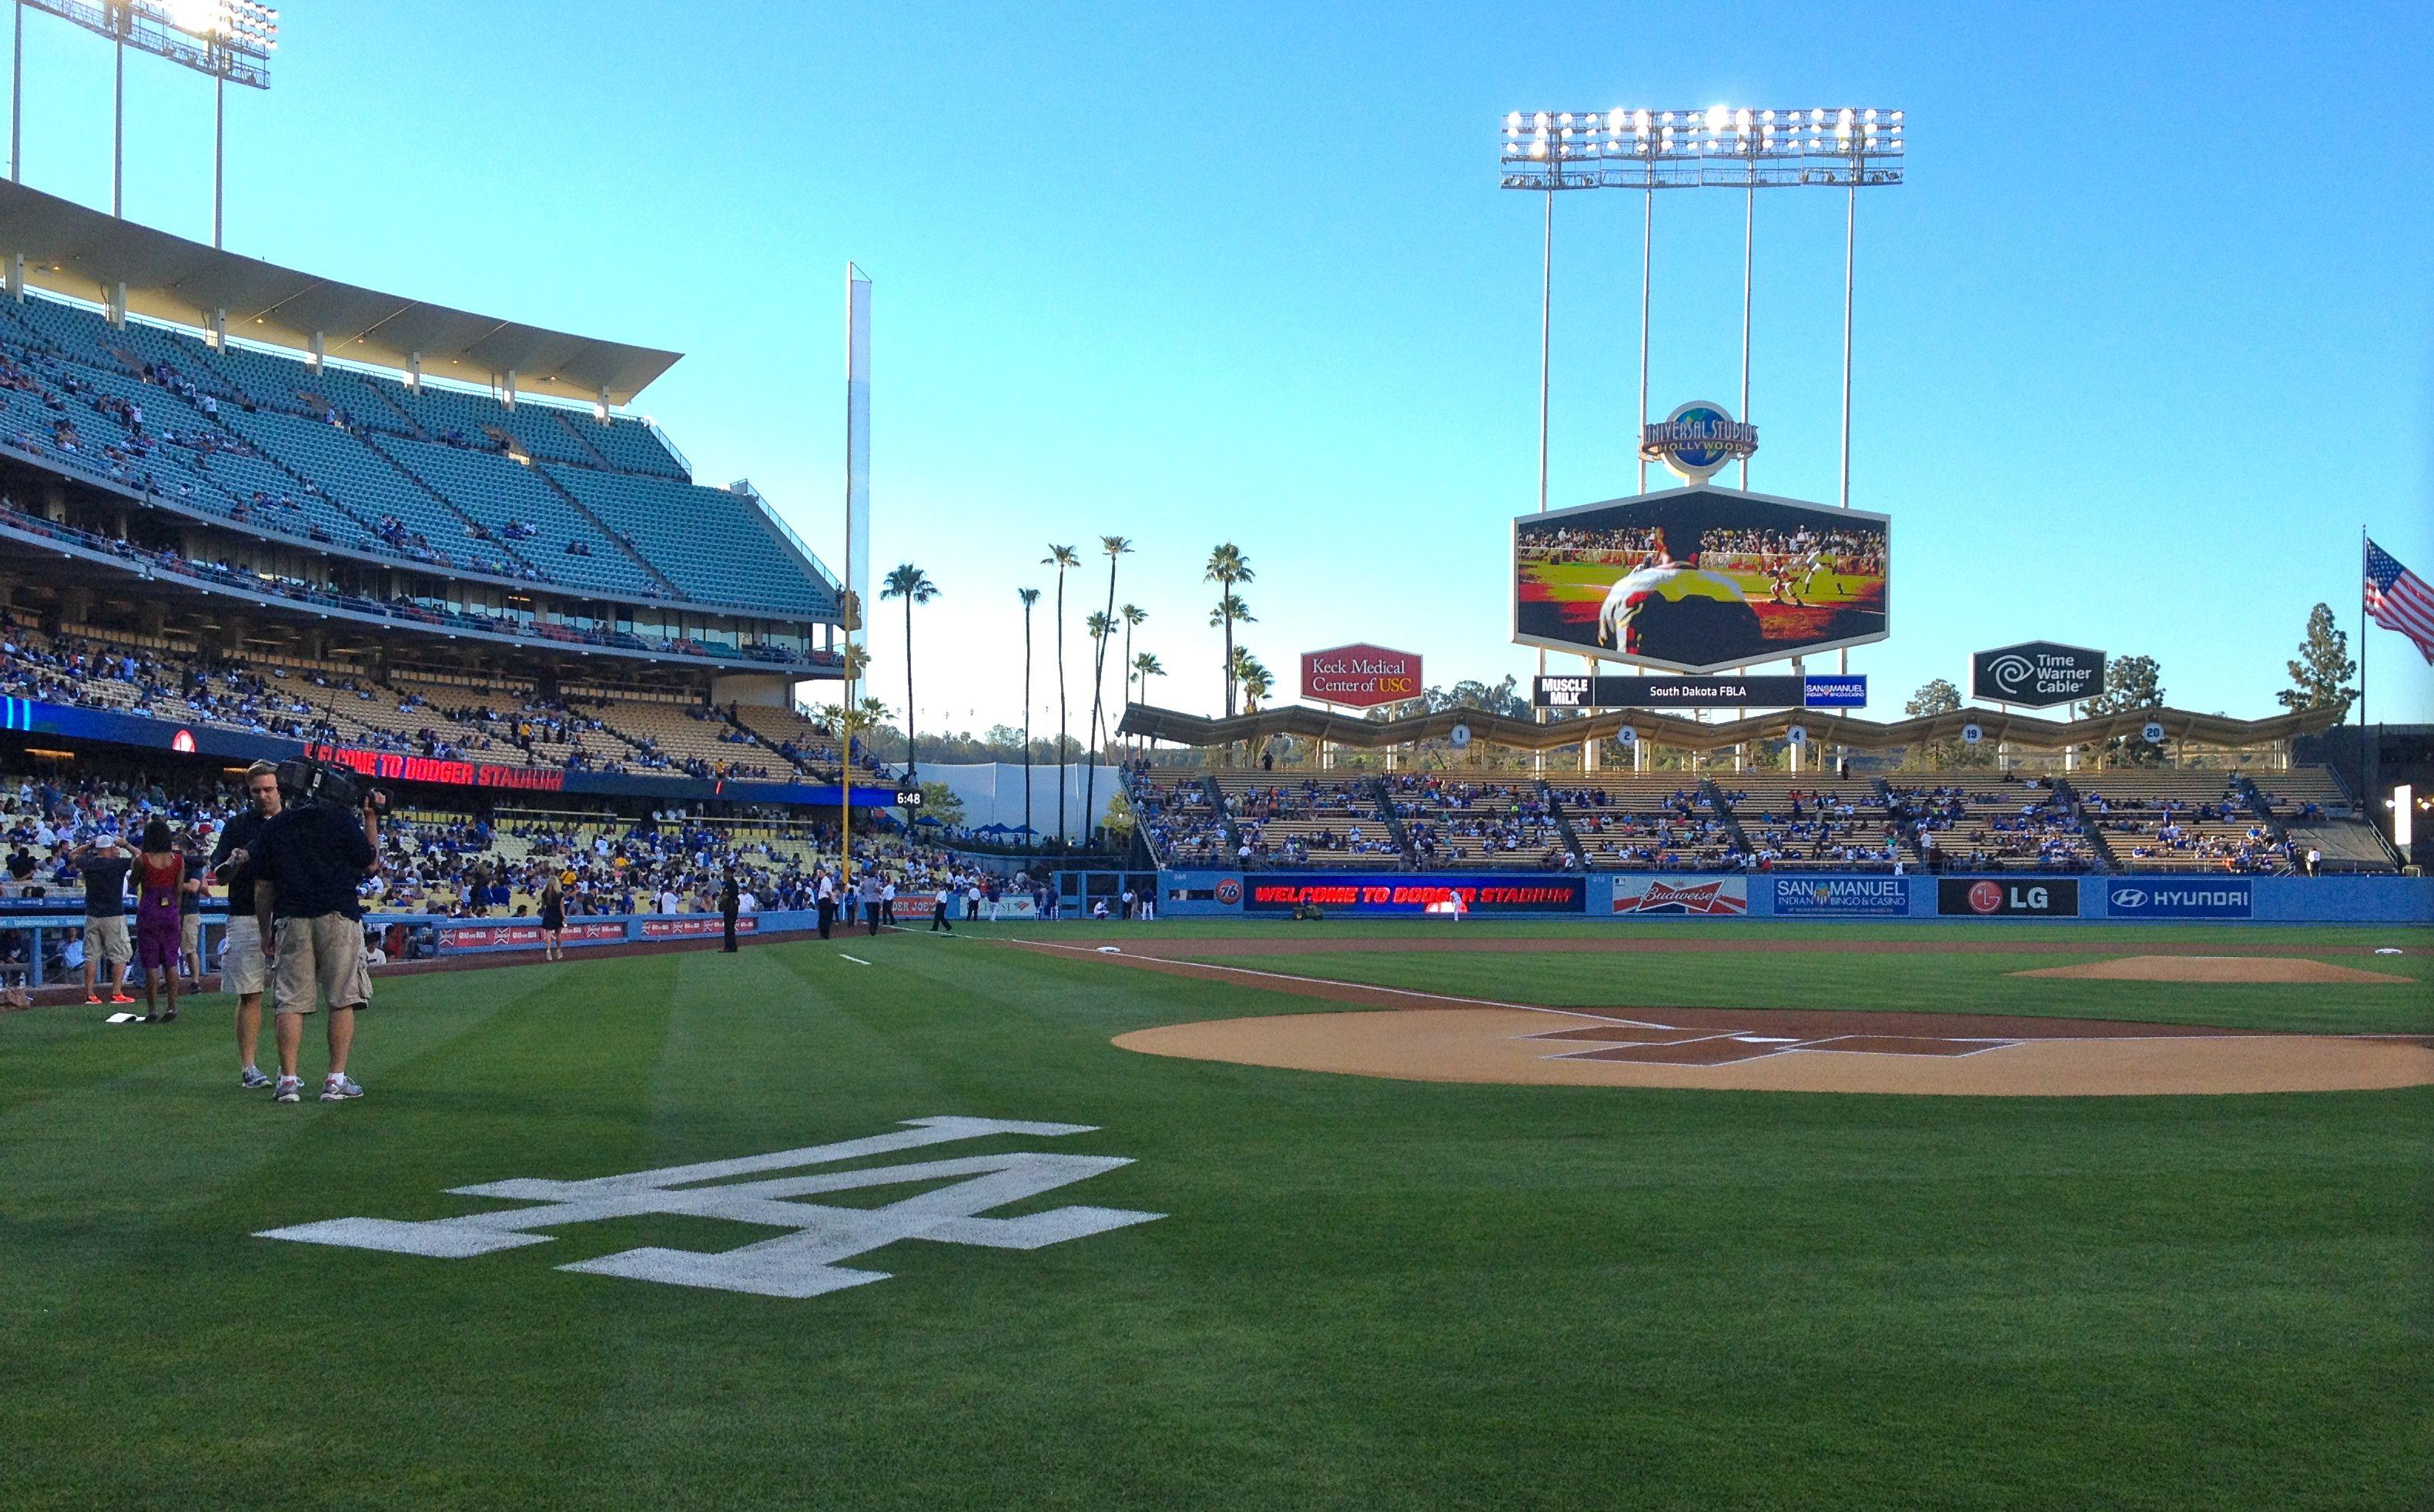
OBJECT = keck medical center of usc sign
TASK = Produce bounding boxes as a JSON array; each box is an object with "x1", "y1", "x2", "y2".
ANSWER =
[{"x1": 1301, "y1": 645, "x2": 1421, "y2": 709}]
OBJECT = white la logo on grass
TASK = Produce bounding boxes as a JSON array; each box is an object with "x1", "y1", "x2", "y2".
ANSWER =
[{"x1": 256, "y1": 1117, "x2": 1163, "y2": 1299}]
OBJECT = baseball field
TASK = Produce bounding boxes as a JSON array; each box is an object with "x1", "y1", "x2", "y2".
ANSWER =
[{"x1": 4, "y1": 918, "x2": 2429, "y2": 1510}]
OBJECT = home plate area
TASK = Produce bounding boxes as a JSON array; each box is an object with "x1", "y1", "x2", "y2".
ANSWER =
[{"x1": 1528, "y1": 1019, "x2": 2017, "y2": 1066}]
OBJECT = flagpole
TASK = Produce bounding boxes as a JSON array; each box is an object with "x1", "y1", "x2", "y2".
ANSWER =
[{"x1": 2359, "y1": 525, "x2": 2372, "y2": 817}]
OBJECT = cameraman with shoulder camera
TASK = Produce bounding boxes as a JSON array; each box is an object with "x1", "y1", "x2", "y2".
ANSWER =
[{"x1": 252, "y1": 760, "x2": 386, "y2": 1106}]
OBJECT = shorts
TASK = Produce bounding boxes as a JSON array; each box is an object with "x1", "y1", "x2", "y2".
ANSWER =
[
  {"x1": 180, "y1": 912, "x2": 201, "y2": 957},
  {"x1": 272, "y1": 914, "x2": 371, "y2": 1017},
  {"x1": 83, "y1": 914, "x2": 131, "y2": 966},
  {"x1": 222, "y1": 915, "x2": 267, "y2": 996},
  {"x1": 136, "y1": 924, "x2": 179, "y2": 975}
]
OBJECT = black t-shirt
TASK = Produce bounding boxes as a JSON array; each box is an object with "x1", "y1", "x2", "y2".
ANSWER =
[
  {"x1": 178, "y1": 850, "x2": 203, "y2": 915},
  {"x1": 5, "y1": 849, "x2": 34, "y2": 880},
  {"x1": 255, "y1": 802, "x2": 377, "y2": 921},
  {"x1": 210, "y1": 810, "x2": 273, "y2": 909},
  {"x1": 79, "y1": 851, "x2": 132, "y2": 918}
]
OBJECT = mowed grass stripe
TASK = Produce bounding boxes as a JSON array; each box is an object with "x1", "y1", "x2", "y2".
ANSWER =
[
  {"x1": 0, "y1": 932, "x2": 2427, "y2": 1509},
  {"x1": 1163, "y1": 943, "x2": 2434, "y2": 1035}
]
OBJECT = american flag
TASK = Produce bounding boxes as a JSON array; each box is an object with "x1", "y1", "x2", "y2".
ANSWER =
[{"x1": 2365, "y1": 538, "x2": 2434, "y2": 664}]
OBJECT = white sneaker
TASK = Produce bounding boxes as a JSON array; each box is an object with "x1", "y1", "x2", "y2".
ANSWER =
[
  {"x1": 320, "y1": 1073, "x2": 364, "y2": 1102},
  {"x1": 273, "y1": 1075, "x2": 301, "y2": 1104},
  {"x1": 239, "y1": 1065, "x2": 274, "y2": 1090}
]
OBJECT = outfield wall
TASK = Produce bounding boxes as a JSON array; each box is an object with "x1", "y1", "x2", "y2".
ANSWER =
[{"x1": 1153, "y1": 870, "x2": 2434, "y2": 925}]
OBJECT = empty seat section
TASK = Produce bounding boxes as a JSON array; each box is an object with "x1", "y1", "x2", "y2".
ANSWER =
[
  {"x1": 216, "y1": 406, "x2": 531, "y2": 578},
  {"x1": 542, "y1": 466, "x2": 832, "y2": 614},
  {"x1": 377, "y1": 437, "x2": 658, "y2": 597}
]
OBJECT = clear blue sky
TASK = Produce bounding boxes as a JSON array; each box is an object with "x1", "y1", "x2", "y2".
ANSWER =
[{"x1": 13, "y1": 2, "x2": 2432, "y2": 736}]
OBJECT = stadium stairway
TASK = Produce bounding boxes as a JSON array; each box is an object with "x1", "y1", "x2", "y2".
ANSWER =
[
  {"x1": 1367, "y1": 775, "x2": 1421, "y2": 864},
  {"x1": 539, "y1": 409, "x2": 616, "y2": 470},
  {"x1": 1699, "y1": 778, "x2": 1756, "y2": 858},
  {"x1": 1534, "y1": 779, "x2": 1592, "y2": 868},
  {"x1": 534, "y1": 465, "x2": 683, "y2": 598},
  {"x1": 1873, "y1": 777, "x2": 1933, "y2": 868},
  {"x1": 2051, "y1": 778, "x2": 2121, "y2": 874},
  {"x1": 1202, "y1": 774, "x2": 1247, "y2": 862}
]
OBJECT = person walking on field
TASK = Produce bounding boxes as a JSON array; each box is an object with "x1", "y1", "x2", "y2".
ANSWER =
[
  {"x1": 538, "y1": 880, "x2": 567, "y2": 961},
  {"x1": 719, "y1": 875, "x2": 740, "y2": 952},
  {"x1": 132, "y1": 819, "x2": 186, "y2": 1022},
  {"x1": 930, "y1": 880, "x2": 955, "y2": 932}
]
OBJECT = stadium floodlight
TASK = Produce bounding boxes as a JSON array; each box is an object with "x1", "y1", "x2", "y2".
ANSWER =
[
  {"x1": 1501, "y1": 105, "x2": 1904, "y2": 683},
  {"x1": 15, "y1": 1, "x2": 279, "y2": 245}
]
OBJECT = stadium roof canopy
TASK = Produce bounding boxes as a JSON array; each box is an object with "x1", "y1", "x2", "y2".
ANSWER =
[
  {"x1": 1117, "y1": 701, "x2": 2346, "y2": 756},
  {"x1": 0, "y1": 181, "x2": 680, "y2": 405}
]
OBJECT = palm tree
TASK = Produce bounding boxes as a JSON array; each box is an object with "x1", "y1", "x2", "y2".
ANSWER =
[
  {"x1": 1207, "y1": 593, "x2": 1256, "y2": 714},
  {"x1": 879, "y1": 564, "x2": 938, "y2": 775},
  {"x1": 1083, "y1": 610, "x2": 1113, "y2": 746},
  {"x1": 1234, "y1": 647, "x2": 1274, "y2": 712},
  {"x1": 1080, "y1": 537, "x2": 1132, "y2": 850},
  {"x1": 820, "y1": 683, "x2": 881, "y2": 887},
  {"x1": 1016, "y1": 587, "x2": 1040, "y2": 843},
  {"x1": 1203, "y1": 544, "x2": 1255, "y2": 716},
  {"x1": 1132, "y1": 651, "x2": 1164, "y2": 758},
  {"x1": 1043, "y1": 544, "x2": 1080, "y2": 840},
  {"x1": 1119, "y1": 604, "x2": 1147, "y2": 758},
  {"x1": 832, "y1": 640, "x2": 874, "y2": 882}
]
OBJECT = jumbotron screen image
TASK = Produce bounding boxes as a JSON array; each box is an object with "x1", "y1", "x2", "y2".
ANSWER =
[{"x1": 1512, "y1": 484, "x2": 1890, "y2": 673}]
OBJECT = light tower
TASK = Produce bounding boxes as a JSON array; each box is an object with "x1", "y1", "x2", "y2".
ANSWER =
[{"x1": 15, "y1": 0, "x2": 279, "y2": 246}]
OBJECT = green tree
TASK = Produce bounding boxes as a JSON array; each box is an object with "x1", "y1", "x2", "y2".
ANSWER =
[
  {"x1": 1233, "y1": 647, "x2": 1274, "y2": 712},
  {"x1": 2277, "y1": 603, "x2": 2358, "y2": 723},
  {"x1": 1905, "y1": 677, "x2": 1961, "y2": 718},
  {"x1": 879, "y1": 564, "x2": 938, "y2": 774},
  {"x1": 1043, "y1": 544, "x2": 1080, "y2": 838},
  {"x1": 1204, "y1": 544, "x2": 1256, "y2": 717},
  {"x1": 2087, "y1": 653, "x2": 2166, "y2": 767},
  {"x1": 917, "y1": 779, "x2": 966, "y2": 828}
]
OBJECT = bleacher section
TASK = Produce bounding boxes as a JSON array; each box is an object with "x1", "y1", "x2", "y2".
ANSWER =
[
  {"x1": 1383, "y1": 774, "x2": 1571, "y2": 868},
  {"x1": 593, "y1": 698, "x2": 788, "y2": 780},
  {"x1": 0, "y1": 292, "x2": 827, "y2": 617},
  {"x1": 1540, "y1": 774, "x2": 1736, "y2": 869},
  {"x1": 2074, "y1": 771, "x2": 2290, "y2": 873},
  {"x1": 1130, "y1": 772, "x2": 1229, "y2": 866},
  {"x1": 1217, "y1": 774, "x2": 1404, "y2": 866},
  {"x1": 1887, "y1": 777, "x2": 2094, "y2": 871},
  {"x1": 1713, "y1": 775, "x2": 1900, "y2": 869}
]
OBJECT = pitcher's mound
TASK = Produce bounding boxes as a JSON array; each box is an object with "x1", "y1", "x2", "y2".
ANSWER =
[
  {"x1": 1115, "y1": 1009, "x2": 2434, "y2": 1096},
  {"x1": 2012, "y1": 955, "x2": 2409, "y2": 985}
]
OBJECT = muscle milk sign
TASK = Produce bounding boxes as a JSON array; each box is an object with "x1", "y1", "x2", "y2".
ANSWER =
[{"x1": 1301, "y1": 645, "x2": 1421, "y2": 710}]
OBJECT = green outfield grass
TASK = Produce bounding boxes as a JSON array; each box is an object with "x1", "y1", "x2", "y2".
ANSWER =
[
  {"x1": 2, "y1": 925, "x2": 2427, "y2": 1510},
  {"x1": 1129, "y1": 922, "x2": 2434, "y2": 1035}
]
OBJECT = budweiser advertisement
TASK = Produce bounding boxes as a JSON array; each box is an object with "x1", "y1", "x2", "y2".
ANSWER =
[
  {"x1": 1609, "y1": 875, "x2": 1750, "y2": 916},
  {"x1": 1301, "y1": 644, "x2": 1422, "y2": 709}
]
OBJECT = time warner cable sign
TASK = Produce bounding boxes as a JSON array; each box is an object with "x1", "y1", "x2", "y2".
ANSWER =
[
  {"x1": 1969, "y1": 641, "x2": 2104, "y2": 708},
  {"x1": 2105, "y1": 880, "x2": 2254, "y2": 919}
]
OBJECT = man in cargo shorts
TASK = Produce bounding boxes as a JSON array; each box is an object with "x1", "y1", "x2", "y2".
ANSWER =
[
  {"x1": 209, "y1": 763, "x2": 283, "y2": 1089},
  {"x1": 253, "y1": 780, "x2": 383, "y2": 1105},
  {"x1": 69, "y1": 831, "x2": 136, "y2": 1005}
]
